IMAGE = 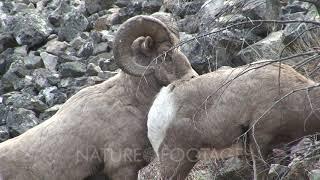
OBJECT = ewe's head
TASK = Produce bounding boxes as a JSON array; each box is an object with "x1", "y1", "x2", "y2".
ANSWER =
[{"x1": 113, "y1": 13, "x2": 197, "y2": 85}]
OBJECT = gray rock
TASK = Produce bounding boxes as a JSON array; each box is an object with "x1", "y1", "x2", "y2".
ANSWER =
[
  {"x1": 0, "y1": 126, "x2": 10, "y2": 142},
  {"x1": 1, "y1": 49, "x2": 27, "y2": 76},
  {"x1": 23, "y1": 75, "x2": 33, "y2": 87},
  {"x1": 241, "y1": 0, "x2": 267, "y2": 20},
  {"x1": 0, "y1": 104, "x2": 6, "y2": 125},
  {"x1": 113, "y1": 3, "x2": 143, "y2": 25},
  {"x1": 14, "y1": 45, "x2": 28, "y2": 56},
  {"x1": 88, "y1": 51, "x2": 112, "y2": 64},
  {"x1": 70, "y1": 36, "x2": 87, "y2": 50},
  {"x1": 4, "y1": 10, "x2": 52, "y2": 48},
  {"x1": 237, "y1": 31, "x2": 286, "y2": 64},
  {"x1": 39, "y1": 104, "x2": 62, "y2": 121},
  {"x1": 59, "y1": 61, "x2": 86, "y2": 77},
  {"x1": 6, "y1": 107, "x2": 39, "y2": 136},
  {"x1": 0, "y1": 1, "x2": 14, "y2": 15},
  {"x1": 1, "y1": 59, "x2": 29, "y2": 91},
  {"x1": 115, "y1": 0, "x2": 161, "y2": 14},
  {"x1": 20, "y1": 86, "x2": 38, "y2": 96},
  {"x1": 177, "y1": 15, "x2": 199, "y2": 34},
  {"x1": 99, "y1": 59, "x2": 117, "y2": 72},
  {"x1": 59, "y1": 76, "x2": 108, "y2": 97},
  {"x1": 11, "y1": 2, "x2": 31, "y2": 12},
  {"x1": 77, "y1": 41, "x2": 94, "y2": 58},
  {"x1": 85, "y1": 0, "x2": 115, "y2": 15},
  {"x1": 59, "y1": 54, "x2": 82, "y2": 63},
  {"x1": 93, "y1": 42, "x2": 111, "y2": 55},
  {"x1": 179, "y1": 30, "x2": 261, "y2": 74},
  {"x1": 98, "y1": 71, "x2": 117, "y2": 80},
  {"x1": 163, "y1": 0, "x2": 206, "y2": 17},
  {"x1": 39, "y1": 86, "x2": 67, "y2": 106},
  {"x1": 40, "y1": 52, "x2": 58, "y2": 71},
  {"x1": 1, "y1": 70, "x2": 22, "y2": 92},
  {"x1": 0, "y1": 47, "x2": 14, "y2": 65},
  {"x1": 59, "y1": 76, "x2": 98, "y2": 97},
  {"x1": 59, "y1": 76, "x2": 94, "y2": 88},
  {"x1": 100, "y1": 30, "x2": 115, "y2": 43},
  {"x1": 309, "y1": 169, "x2": 320, "y2": 180},
  {"x1": 199, "y1": 0, "x2": 267, "y2": 35},
  {"x1": 141, "y1": 0, "x2": 162, "y2": 14},
  {"x1": 179, "y1": 32, "x2": 209, "y2": 74},
  {"x1": 290, "y1": 138, "x2": 313, "y2": 158},
  {"x1": 45, "y1": 0, "x2": 86, "y2": 27},
  {"x1": 283, "y1": 160, "x2": 309, "y2": 179},
  {"x1": 282, "y1": 4, "x2": 309, "y2": 14},
  {"x1": 87, "y1": 63, "x2": 102, "y2": 76},
  {"x1": 0, "y1": 33, "x2": 17, "y2": 53},
  {"x1": 197, "y1": 0, "x2": 225, "y2": 32},
  {"x1": 47, "y1": 34, "x2": 58, "y2": 41},
  {"x1": 214, "y1": 157, "x2": 252, "y2": 179},
  {"x1": 282, "y1": 10, "x2": 320, "y2": 54},
  {"x1": 4, "y1": 92, "x2": 48, "y2": 112},
  {"x1": 0, "y1": 51, "x2": 8, "y2": 75},
  {"x1": 89, "y1": 31, "x2": 102, "y2": 44},
  {"x1": 24, "y1": 52, "x2": 43, "y2": 69},
  {"x1": 87, "y1": 13, "x2": 100, "y2": 30},
  {"x1": 268, "y1": 164, "x2": 289, "y2": 179},
  {"x1": 58, "y1": 11, "x2": 89, "y2": 42},
  {"x1": 32, "y1": 68, "x2": 60, "y2": 89},
  {"x1": 45, "y1": 39, "x2": 69, "y2": 56},
  {"x1": 115, "y1": 0, "x2": 130, "y2": 7}
]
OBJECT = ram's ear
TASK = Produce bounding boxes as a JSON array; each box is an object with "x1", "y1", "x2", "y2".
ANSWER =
[{"x1": 113, "y1": 15, "x2": 177, "y2": 77}]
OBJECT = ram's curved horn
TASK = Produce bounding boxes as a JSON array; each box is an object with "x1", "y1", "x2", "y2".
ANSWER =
[{"x1": 113, "y1": 15, "x2": 177, "y2": 77}]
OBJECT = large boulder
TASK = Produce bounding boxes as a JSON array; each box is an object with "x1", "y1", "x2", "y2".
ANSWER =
[
  {"x1": 59, "y1": 61, "x2": 86, "y2": 77},
  {"x1": 6, "y1": 107, "x2": 39, "y2": 136},
  {"x1": 40, "y1": 52, "x2": 59, "y2": 71},
  {"x1": 2, "y1": 9, "x2": 52, "y2": 48},
  {"x1": 162, "y1": 0, "x2": 206, "y2": 18},
  {"x1": 24, "y1": 51, "x2": 44, "y2": 69},
  {"x1": 45, "y1": 39, "x2": 69, "y2": 56},
  {"x1": 31, "y1": 68, "x2": 60, "y2": 90},
  {"x1": 3, "y1": 91, "x2": 48, "y2": 113},
  {"x1": 85, "y1": 0, "x2": 116, "y2": 15},
  {"x1": 58, "y1": 10, "x2": 89, "y2": 42},
  {"x1": 198, "y1": 0, "x2": 267, "y2": 35},
  {"x1": 0, "y1": 33, "x2": 17, "y2": 53},
  {"x1": 38, "y1": 86, "x2": 67, "y2": 107},
  {"x1": 116, "y1": 0, "x2": 162, "y2": 14},
  {"x1": 0, "y1": 126, "x2": 9, "y2": 142},
  {"x1": 180, "y1": 28, "x2": 261, "y2": 74},
  {"x1": 1, "y1": 54, "x2": 30, "y2": 91},
  {"x1": 237, "y1": 31, "x2": 286, "y2": 64}
]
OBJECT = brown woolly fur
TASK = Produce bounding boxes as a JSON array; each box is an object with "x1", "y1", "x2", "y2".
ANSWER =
[
  {"x1": 148, "y1": 62, "x2": 320, "y2": 179},
  {"x1": 0, "y1": 14, "x2": 197, "y2": 180}
]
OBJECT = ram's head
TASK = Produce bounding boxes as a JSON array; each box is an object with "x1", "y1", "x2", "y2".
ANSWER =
[{"x1": 113, "y1": 13, "x2": 197, "y2": 85}]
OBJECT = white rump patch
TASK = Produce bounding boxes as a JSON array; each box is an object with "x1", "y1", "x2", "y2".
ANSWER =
[{"x1": 147, "y1": 85, "x2": 176, "y2": 156}]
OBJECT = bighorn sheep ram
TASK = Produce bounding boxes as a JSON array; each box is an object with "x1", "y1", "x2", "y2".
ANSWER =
[
  {"x1": 148, "y1": 62, "x2": 320, "y2": 179},
  {"x1": 0, "y1": 13, "x2": 197, "y2": 180}
]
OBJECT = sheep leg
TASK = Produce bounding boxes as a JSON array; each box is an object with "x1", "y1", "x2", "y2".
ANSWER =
[
  {"x1": 249, "y1": 132, "x2": 273, "y2": 180},
  {"x1": 158, "y1": 145, "x2": 198, "y2": 180},
  {"x1": 102, "y1": 151, "x2": 145, "y2": 180}
]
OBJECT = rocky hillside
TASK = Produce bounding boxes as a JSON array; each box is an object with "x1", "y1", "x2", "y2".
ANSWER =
[{"x1": 1, "y1": 0, "x2": 320, "y2": 179}]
